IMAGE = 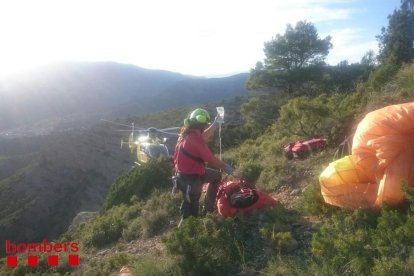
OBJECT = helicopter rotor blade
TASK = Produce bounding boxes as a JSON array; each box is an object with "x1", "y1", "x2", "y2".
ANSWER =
[
  {"x1": 105, "y1": 118, "x2": 180, "y2": 137},
  {"x1": 100, "y1": 119, "x2": 133, "y2": 128},
  {"x1": 157, "y1": 127, "x2": 181, "y2": 132},
  {"x1": 115, "y1": 129, "x2": 147, "y2": 132},
  {"x1": 154, "y1": 130, "x2": 179, "y2": 136},
  {"x1": 146, "y1": 127, "x2": 180, "y2": 133},
  {"x1": 101, "y1": 119, "x2": 148, "y2": 131}
]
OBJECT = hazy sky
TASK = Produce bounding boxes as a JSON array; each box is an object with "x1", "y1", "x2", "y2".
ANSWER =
[{"x1": 0, "y1": 0, "x2": 401, "y2": 77}]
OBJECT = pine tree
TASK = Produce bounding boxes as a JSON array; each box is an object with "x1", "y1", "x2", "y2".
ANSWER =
[
  {"x1": 377, "y1": 0, "x2": 414, "y2": 64},
  {"x1": 247, "y1": 21, "x2": 332, "y2": 95}
]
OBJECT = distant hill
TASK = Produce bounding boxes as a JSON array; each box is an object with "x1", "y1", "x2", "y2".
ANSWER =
[
  {"x1": 0, "y1": 62, "x2": 249, "y2": 131},
  {"x1": 135, "y1": 73, "x2": 250, "y2": 111}
]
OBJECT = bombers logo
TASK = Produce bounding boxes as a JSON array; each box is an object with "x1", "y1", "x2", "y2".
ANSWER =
[{"x1": 4, "y1": 240, "x2": 80, "y2": 268}]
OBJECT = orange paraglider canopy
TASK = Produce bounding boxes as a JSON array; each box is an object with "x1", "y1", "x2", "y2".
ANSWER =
[{"x1": 320, "y1": 102, "x2": 414, "y2": 209}]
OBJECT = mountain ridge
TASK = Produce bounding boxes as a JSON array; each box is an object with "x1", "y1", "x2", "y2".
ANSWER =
[{"x1": 0, "y1": 62, "x2": 248, "y2": 131}]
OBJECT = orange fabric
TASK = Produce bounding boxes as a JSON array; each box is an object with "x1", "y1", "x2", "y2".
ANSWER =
[
  {"x1": 319, "y1": 155, "x2": 377, "y2": 209},
  {"x1": 320, "y1": 102, "x2": 414, "y2": 209}
]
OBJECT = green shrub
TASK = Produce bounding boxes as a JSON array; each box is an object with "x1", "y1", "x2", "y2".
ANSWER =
[
  {"x1": 82, "y1": 205, "x2": 128, "y2": 248},
  {"x1": 163, "y1": 207, "x2": 300, "y2": 275},
  {"x1": 71, "y1": 191, "x2": 181, "y2": 248},
  {"x1": 122, "y1": 193, "x2": 181, "y2": 241},
  {"x1": 103, "y1": 160, "x2": 172, "y2": 210},
  {"x1": 296, "y1": 179, "x2": 333, "y2": 215},
  {"x1": 309, "y1": 196, "x2": 414, "y2": 275},
  {"x1": 372, "y1": 207, "x2": 414, "y2": 260},
  {"x1": 310, "y1": 210, "x2": 378, "y2": 275},
  {"x1": 235, "y1": 161, "x2": 263, "y2": 184},
  {"x1": 140, "y1": 209, "x2": 170, "y2": 238},
  {"x1": 396, "y1": 63, "x2": 414, "y2": 91},
  {"x1": 271, "y1": 232, "x2": 298, "y2": 254},
  {"x1": 140, "y1": 192, "x2": 181, "y2": 238},
  {"x1": 122, "y1": 201, "x2": 144, "y2": 221},
  {"x1": 371, "y1": 256, "x2": 409, "y2": 276},
  {"x1": 131, "y1": 255, "x2": 177, "y2": 276},
  {"x1": 83, "y1": 253, "x2": 134, "y2": 276},
  {"x1": 368, "y1": 55, "x2": 400, "y2": 90},
  {"x1": 163, "y1": 216, "x2": 243, "y2": 275},
  {"x1": 122, "y1": 217, "x2": 143, "y2": 241},
  {"x1": 261, "y1": 256, "x2": 306, "y2": 276}
]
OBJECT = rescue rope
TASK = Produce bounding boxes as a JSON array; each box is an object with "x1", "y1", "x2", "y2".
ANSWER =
[{"x1": 219, "y1": 122, "x2": 222, "y2": 160}]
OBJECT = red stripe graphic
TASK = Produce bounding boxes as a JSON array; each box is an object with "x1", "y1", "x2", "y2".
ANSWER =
[
  {"x1": 5, "y1": 255, "x2": 80, "y2": 267},
  {"x1": 27, "y1": 255, "x2": 38, "y2": 267},
  {"x1": 6, "y1": 256, "x2": 18, "y2": 267}
]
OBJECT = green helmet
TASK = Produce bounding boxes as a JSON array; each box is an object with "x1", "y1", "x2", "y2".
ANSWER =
[{"x1": 185, "y1": 108, "x2": 210, "y2": 127}]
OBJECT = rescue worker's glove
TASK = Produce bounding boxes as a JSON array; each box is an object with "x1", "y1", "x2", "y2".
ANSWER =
[{"x1": 223, "y1": 163, "x2": 234, "y2": 176}]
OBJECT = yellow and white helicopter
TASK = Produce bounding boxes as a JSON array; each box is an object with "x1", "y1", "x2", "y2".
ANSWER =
[{"x1": 102, "y1": 120, "x2": 180, "y2": 165}]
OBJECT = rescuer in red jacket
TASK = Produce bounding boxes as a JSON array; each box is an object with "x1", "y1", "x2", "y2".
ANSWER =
[{"x1": 173, "y1": 108, "x2": 234, "y2": 223}]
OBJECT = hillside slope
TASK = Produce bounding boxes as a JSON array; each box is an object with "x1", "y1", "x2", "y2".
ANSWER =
[{"x1": 0, "y1": 125, "x2": 135, "y2": 245}]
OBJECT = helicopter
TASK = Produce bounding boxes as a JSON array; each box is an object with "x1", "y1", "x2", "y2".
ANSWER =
[{"x1": 102, "y1": 119, "x2": 180, "y2": 165}]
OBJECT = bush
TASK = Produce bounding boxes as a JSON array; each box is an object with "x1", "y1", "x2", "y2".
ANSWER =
[
  {"x1": 103, "y1": 160, "x2": 172, "y2": 210},
  {"x1": 310, "y1": 210, "x2": 378, "y2": 275},
  {"x1": 122, "y1": 217, "x2": 143, "y2": 241},
  {"x1": 372, "y1": 256, "x2": 410, "y2": 276},
  {"x1": 396, "y1": 63, "x2": 414, "y2": 91},
  {"x1": 71, "y1": 191, "x2": 181, "y2": 249},
  {"x1": 262, "y1": 256, "x2": 306, "y2": 276},
  {"x1": 163, "y1": 216, "x2": 243, "y2": 275},
  {"x1": 140, "y1": 192, "x2": 181, "y2": 238},
  {"x1": 296, "y1": 179, "x2": 333, "y2": 216},
  {"x1": 83, "y1": 253, "x2": 134, "y2": 276},
  {"x1": 309, "y1": 196, "x2": 414, "y2": 275},
  {"x1": 235, "y1": 161, "x2": 263, "y2": 184},
  {"x1": 84, "y1": 205, "x2": 128, "y2": 248},
  {"x1": 163, "y1": 207, "x2": 300, "y2": 275},
  {"x1": 131, "y1": 255, "x2": 177, "y2": 276},
  {"x1": 367, "y1": 55, "x2": 400, "y2": 90}
]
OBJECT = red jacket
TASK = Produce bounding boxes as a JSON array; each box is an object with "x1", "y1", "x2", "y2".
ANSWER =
[{"x1": 173, "y1": 131, "x2": 214, "y2": 175}]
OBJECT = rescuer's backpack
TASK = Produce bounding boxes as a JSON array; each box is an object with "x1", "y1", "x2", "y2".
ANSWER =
[
  {"x1": 229, "y1": 185, "x2": 259, "y2": 208},
  {"x1": 217, "y1": 179, "x2": 278, "y2": 217}
]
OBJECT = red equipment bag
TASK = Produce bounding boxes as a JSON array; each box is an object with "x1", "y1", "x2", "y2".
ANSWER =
[
  {"x1": 216, "y1": 179, "x2": 278, "y2": 217},
  {"x1": 283, "y1": 137, "x2": 327, "y2": 160}
]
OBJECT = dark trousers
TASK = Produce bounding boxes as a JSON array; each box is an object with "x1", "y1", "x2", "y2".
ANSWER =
[{"x1": 177, "y1": 168, "x2": 222, "y2": 218}]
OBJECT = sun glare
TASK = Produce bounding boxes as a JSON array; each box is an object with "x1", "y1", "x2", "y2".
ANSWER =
[
  {"x1": 0, "y1": 59, "x2": 47, "y2": 77},
  {"x1": 0, "y1": 0, "x2": 397, "y2": 77}
]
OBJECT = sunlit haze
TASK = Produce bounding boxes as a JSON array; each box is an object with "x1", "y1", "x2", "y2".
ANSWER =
[{"x1": 0, "y1": 0, "x2": 400, "y2": 77}]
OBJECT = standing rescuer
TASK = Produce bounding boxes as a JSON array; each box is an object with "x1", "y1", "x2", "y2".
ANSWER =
[{"x1": 173, "y1": 108, "x2": 234, "y2": 224}]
